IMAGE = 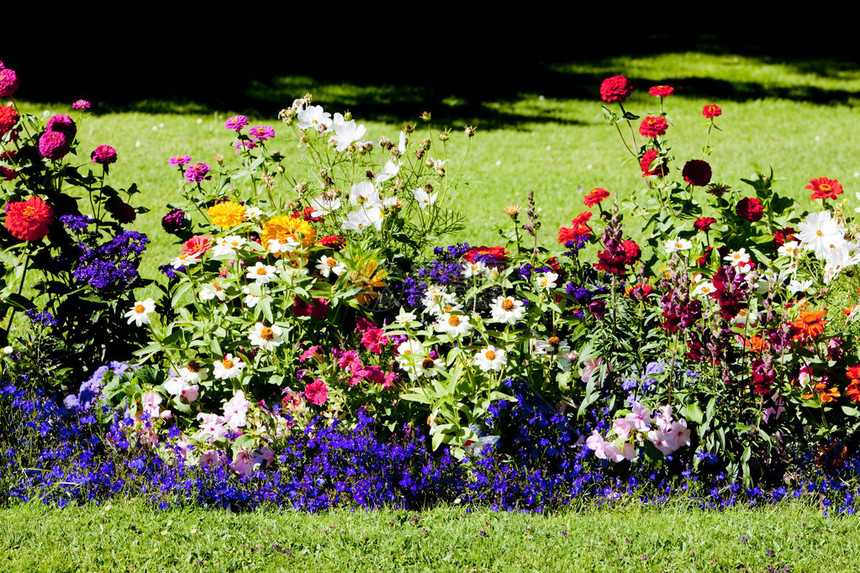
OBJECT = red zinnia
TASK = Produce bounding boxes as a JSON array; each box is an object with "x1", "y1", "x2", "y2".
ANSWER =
[
  {"x1": 318, "y1": 235, "x2": 345, "y2": 250},
  {"x1": 694, "y1": 217, "x2": 717, "y2": 232},
  {"x1": 0, "y1": 106, "x2": 18, "y2": 137},
  {"x1": 583, "y1": 188, "x2": 610, "y2": 207},
  {"x1": 599, "y1": 75, "x2": 633, "y2": 103},
  {"x1": 682, "y1": 159, "x2": 712, "y2": 187},
  {"x1": 736, "y1": 197, "x2": 764, "y2": 223},
  {"x1": 621, "y1": 240, "x2": 641, "y2": 265},
  {"x1": 702, "y1": 104, "x2": 722, "y2": 118},
  {"x1": 640, "y1": 149, "x2": 667, "y2": 177},
  {"x1": 558, "y1": 211, "x2": 593, "y2": 244},
  {"x1": 639, "y1": 116, "x2": 668, "y2": 138},
  {"x1": 4, "y1": 196, "x2": 54, "y2": 241},
  {"x1": 648, "y1": 85, "x2": 674, "y2": 98},
  {"x1": 806, "y1": 177, "x2": 843, "y2": 201},
  {"x1": 181, "y1": 235, "x2": 213, "y2": 257}
]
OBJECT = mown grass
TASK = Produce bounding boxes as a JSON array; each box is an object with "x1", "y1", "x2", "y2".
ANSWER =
[{"x1": 2, "y1": 498, "x2": 858, "y2": 572}]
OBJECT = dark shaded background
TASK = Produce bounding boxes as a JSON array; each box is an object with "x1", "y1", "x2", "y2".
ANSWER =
[{"x1": 7, "y1": 27, "x2": 858, "y2": 124}]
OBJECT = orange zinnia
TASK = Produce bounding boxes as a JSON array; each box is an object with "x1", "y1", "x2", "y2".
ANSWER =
[
  {"x1": 791, "y1": 309, "x2": 827, "y2": 340},
  {"x1": 846, "y1": 381, "x2": 860, "y2": 403},
  {"x1": 803, "y1": 383, "x2": 840, "y2": 403}
]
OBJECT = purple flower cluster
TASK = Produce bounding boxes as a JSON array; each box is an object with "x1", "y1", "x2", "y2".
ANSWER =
[{"x1": 71, "y1": 228, "x2": 149, "y2": 291}]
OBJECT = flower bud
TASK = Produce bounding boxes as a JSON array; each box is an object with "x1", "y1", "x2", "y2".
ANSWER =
[
  {"x1": 421, "y1": 111, "x2": 431, "y2": 122},
  {"x1": 465, "y1": 126, "x2": 476, "y2": 137},
  {"x1": 438, "y1": 131, "x2": 449, "y2": 142}
]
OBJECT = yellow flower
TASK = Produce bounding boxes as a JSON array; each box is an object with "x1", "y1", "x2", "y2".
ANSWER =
[
  {"x1": 349, "y1": 260, "x2": 388, "y2": 305},
  {"x1": 208, "y1": 201, "x2": 246, "y2": 228},
  {"x1": 261, "y1": 215, "x2": 316, "y2": 256}
]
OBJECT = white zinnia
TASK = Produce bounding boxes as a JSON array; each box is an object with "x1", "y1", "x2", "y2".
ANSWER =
[
  {"x1": 249, "y1": 322, "x2": 283, "y2": 350},
  {"x1": 474, "y1": 346, "x2": 507, "y2": 372},
  {"x1": 125, "y1": 298, "x2": 155, "y2": 326},
  {"x1": 213, "y1": 353, "x2": 246, "y2": 380},
  {"x1": 490, "y1": 295, "x2": 525, "y2": 324}
]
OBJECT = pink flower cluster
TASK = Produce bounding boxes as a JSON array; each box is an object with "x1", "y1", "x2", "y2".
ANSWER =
[{"x1": 586, "y1": 402, "x2": 690, "y2": 462}]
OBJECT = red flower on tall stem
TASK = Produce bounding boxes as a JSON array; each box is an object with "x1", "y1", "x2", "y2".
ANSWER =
[
  {"x1": 4, "y1": 196, "x2": 53, "y2": 241},
  {"x1": 599, "y1": 76, "x2": 633, "y2": 103},
  {"x1": 806, "y1": 177, "x2": 843, "y2": 201}
]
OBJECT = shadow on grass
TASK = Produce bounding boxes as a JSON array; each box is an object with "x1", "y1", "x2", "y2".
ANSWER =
[{"x1": 10, "y1": 33, "x2": 860, "y2": 129}]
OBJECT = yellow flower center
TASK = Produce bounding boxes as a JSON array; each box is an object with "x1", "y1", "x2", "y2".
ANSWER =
[
  {"x1": 326, "y1": 259, "x2": 338, "y2": 268},
  {"x1": 485, "y1": 350, "x2": 496, "y2": 361},
  {"x1": 821, "y1": 184, "x2": 831, "y2": 192},
  {"x1": 501, "y1": 299, "x2": 514, "y2": 311},
  {"x1": 134, "y1": 304, "x2": 145, "y2": 313},
  {"x1": 261, "y1": 327, "x2": 274, "y2": 341},
  {"x1": 447, "y1": 315, "x2": 461, "y2": 327},
  {"x1": 257, "y1": 267, "x2": 267, "y2": 275},
  {"x1": 222, "y1": 359, "x2": 234, "y2": 369}
]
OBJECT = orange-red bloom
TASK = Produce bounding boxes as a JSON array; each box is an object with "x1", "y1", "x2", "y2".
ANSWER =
[
  {"x1": 4, "y1": 196, "x2": 53, "y2": 241},
  {"x1": 583, "y1": 188, "x2": 610, "y2": 208},
  {"x1": 803, "y1": 383, "x2": 840, "y2": 403},
  {"x1": 806, "y1": 177, "x2": 843, "y2": 201},
  {"x1": 791, "y1": 308, "x2": 828, "y2": 340}
]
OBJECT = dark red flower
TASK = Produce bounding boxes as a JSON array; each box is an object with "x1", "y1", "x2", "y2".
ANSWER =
[
  {"x1": 806, "y1": 177, "x2": 843, "y2": 201},
  {"x1": 702, "y1": 104, "x2": 722, "y2": 118},
  {"x1": 694, "y1": 217, "x2": 717, "y2": 232},
  {"x1": 696, "y1": 246, "x2": 713, "y2": 266},
  {"x1": 318, "y1": 235, "x2": 345, "y2": 250},
  {"x1": 640, "y1": 149, "x2": 667, "y2": 177},
  {"x1": 4, "y1": 196, "x2": 53, "y2": 241},
  {"x1": 736, "y1": 197, "x2": 764, "y2": 223},
  {"x1": 0, "y1": 106, "x2": 18, "y2": 137},
  {"x1": 599, "y1": 75, "x2": 633, "y2": 103},
  {"x1": 682, "y1": 159, "x2": 712, "y2": 186},
  {"x1": 639, "y1": 116, "x2": 668, "y2": 138},
  {"x1": 648, "y1": 85, "x2": 674, "y2": 98},
  {"x1": 107, "y1": 201, "x2": 136, "y2": 224},
  {"x1": 625, "y1": 282, "x2": 654, "y2": 301},
  {"x1": 773, "y1": 227, "x2": 797, "y2": 247},
  {"x1": 293, "y1": 205, "x2": 324, "y2": 222},
  {"x1": 621, "y1": 240, "x2": 641, "y2": 265},
  {"x1": 583, "y1": 188, "x2": 610, "y2": 207},
  {"x1": 0, "y1": 150, "x2": 17, "y2": 181}
]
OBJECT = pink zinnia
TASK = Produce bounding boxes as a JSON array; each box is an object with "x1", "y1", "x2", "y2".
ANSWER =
[
  {"x1": 45, "y1": 114, "x2": 77, "y2": 139},
  {"x1": 72, "y1": 99, "x2": 91, "y2": 110},
  {"x1": 233, "y1": 139, "x2": 258, "y2": 154},
  {"x1": 184, "y1": 162, "x2": 211, "y2": 183},
  {"x1": 91, "y1": 144, "x2": 117, "y2": 165},
  {"x1": 305, "y1": 379, "x2": 328, "y2": 406},
  {"x1": 248, "y1": 126, "x2": 275, "y2": 142},
  {"x1": 169, "y1": 154, "x2": 191, "y2": 166},
  {"x1": 0, "y1": 68, "x2": 19, "y2": 98},
  {"x1": 181, "y1": 235, "x2": 212, "y2": 257},
  {"x1": 225, "y1": 115, "x2": 248, "y2": 131},
  {"x1": 38, "y1": 131, "x2": 71, "y2": 161}
]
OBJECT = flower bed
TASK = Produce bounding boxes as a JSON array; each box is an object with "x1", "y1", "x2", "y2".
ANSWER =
[{"x1": 2, "y1": 64, "x2": 860, "y2": 512}]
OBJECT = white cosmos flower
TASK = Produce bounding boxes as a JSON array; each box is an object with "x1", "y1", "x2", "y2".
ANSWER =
[
  {"x1": 249, "y1": 322, "x2": 283, "y2": 350},
  {"x1": 316, "y1": 255, "x2": 346, "y2": 278},
  {"x1": 342, "y1": 206, "x2": 383, "y2": 232},
  {"x1": 474, "y1": 346, "x2": 507, "y2": 372},
  {"x1": 797, "y1": 211, "x2": 845, "y2": 260},
  {"x1": 397, "y1": 131, "x2": 407, "y2": 154},
  {"x1": 412, "y1": 186, "x2": 438, "y2": 209},
  {"x1": 213, "y1": 354, "x2": 246, "y2": 380},
  {"x1": 787, "y1": 278, "x2": 813, "y2": 294},
  {"x1": 428, "y1": 157, "x2": 447, "y2": 175},
  {"x1": 246, "y1": 262, "x2": 277, "y2": 284},
  {"x1": 374, "y1": 160, "x2": 401, "y2": 183},
  {"x1": 490, "y1": 295, "x2": 525, "y2": 324},
  {"x1": 664, "y1": 238, "x2": 693, "y2": 254},
  {"x1": 332, "y1": 113, "x2": 367, "y2": 151},
  {"x1": 125, "y1": 298, "x2": 155, "y2": 326},
  {"x1": 310, "y1": 195, "x2": 341, "y2": 217},
  {"x1": 349, "y1": 181, "x2": 382, "y2": 207},
  {"x1": 296, "y1": 105, "x2": 332, "y2": 131}
]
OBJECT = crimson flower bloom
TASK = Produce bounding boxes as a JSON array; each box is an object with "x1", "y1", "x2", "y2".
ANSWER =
[
  {"x1": 599, "y1": 76, "x2": 633, "y2": 103},
  {"x1": 639, "y1": 116, "x2": 668, "y2": 138},
  {"x1": 304, "y1": 379, "x2": 329, "y2": 406},
  {"x1": 806, "y1": 177, "x2": 843, "y2": 201},
  {"x1": 736, "y1": 197, "x2": 764, "y2": 223},
  {"x1": 682, "y1": 159, "x2": 712, "y2": 186},
  {"x1": 640, "y1": 149, "x2": 667, "y2": 177},
  {"x1": 648, "y1": 85, "x2": 674, "y2": 98},
  {"x1": 0, "y1": 106, "x2": 18, "y2": 137},
  {"x1": 702, "y1": 104, "x2": 722, "y2": 118},
  {"x1": 4, "y1": 196, "x2": 54, "y2": 241},
  {"x1": 694, "y1": 217, "x2": 717, "y2": 232},
  {"x1": 583, "y1": 188, "x2": 610, "y2": 207}
]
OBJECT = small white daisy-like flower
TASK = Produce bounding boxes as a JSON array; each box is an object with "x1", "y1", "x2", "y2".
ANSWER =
[
  {"x1": 249, "y1": 322, "x2": 283, "y2": 350},
  {"x1": 435, "y1": 312, "x2": 473, "y2": 338},
  {"x1": 243, "y1": 205, "x2": 264, "y2": 220},
  {"x1": 787, "y1": 278, "x2": 813, "y2": 295},
  {"x1": 664, "y1": 238, "x2": 693, "y2": 254},
  {"x1": 267, "y1": 236, "x2": 300, "y2": 255},
  {"x1": 394, "y1": 308, "x2": 417, "y2": 326},
  {"x1": 474, "y1": 346, "x2": 507, "y2": 372},
  {"x1": 212, "y1": 235, "x2": 246, "y2": 258},
  {"x1": 777, "y1": 240, "x2": 801, "y2": 259},
  {"x1": 316, "y1": 255, "x2": 346, "y2": 278},
  {"x1": 692, "y1": 280, "x2": 715, "y2": 298},
  {"x1": 125, "y1": 298, "x2": 155, "y2": 326},
  {"x1": 246, "y1": 262, "x2": 277, "y2": 284},
  {"x1": 200, "y1": 280, "x2": 227, "y2": 301},
  {"x1": 490, "y1": 295, "x2": 525, "y2": 324},
  {"x1": 170, "y1": 252, "x2": 201, "y2": 269},
  {"x1": 535, "y1": 272, "x2": 558, "y2": 291},
  {"x1": 724, "y1": 248, "x2": 750, "y2": 267},
  {"x1": 242, "y1": 285, "x2": 265, "y2": 308},
  {"x1": 213, "y1": 353, "x2": 246, "y2": 380},
  {"x1": 461, "y1": 260, "x2": 486, "y2": 279}
]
